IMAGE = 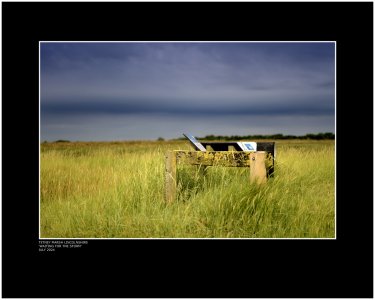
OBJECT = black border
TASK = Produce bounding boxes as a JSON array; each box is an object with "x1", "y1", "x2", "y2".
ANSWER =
[{"x1": 2, "y1": 2, "x2": 373, "y2": 298}]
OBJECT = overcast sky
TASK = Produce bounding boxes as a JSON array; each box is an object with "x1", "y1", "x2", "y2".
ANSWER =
[{"x1": 40, "y1": 42, "x2": 335, "y2": 141}]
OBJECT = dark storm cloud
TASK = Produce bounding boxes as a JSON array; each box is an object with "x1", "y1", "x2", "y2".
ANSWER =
[
  {"x1": 41, "y1": 42, "x2": 334, "y2": 103},
  {"x1": 41, "y1": 97, "x2": 334, "y2": 116},
  {"x1": 40, "y1": 42, "x2": 335, "y2": 140}
]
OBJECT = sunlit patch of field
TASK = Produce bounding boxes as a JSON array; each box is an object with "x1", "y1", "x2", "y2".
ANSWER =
[{"x1": 40, "y1": 140, "x2": 335, "y2": 238}]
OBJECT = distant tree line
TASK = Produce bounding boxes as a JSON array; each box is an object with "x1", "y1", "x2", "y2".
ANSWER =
[{"x1": 178, "y1": 132, "x2": 335, "y2": 141}]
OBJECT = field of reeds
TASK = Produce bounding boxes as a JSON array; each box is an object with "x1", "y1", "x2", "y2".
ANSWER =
[{"x1": 40, "y1": 139, "x2": 335, "y2": 238}]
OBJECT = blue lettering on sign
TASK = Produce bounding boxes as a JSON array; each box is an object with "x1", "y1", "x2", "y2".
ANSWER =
[{"x1": 245, "y1": 143, "x2": 254, "y2": 150}]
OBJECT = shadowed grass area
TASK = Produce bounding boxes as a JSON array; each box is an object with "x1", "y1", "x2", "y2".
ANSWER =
[{"x1": 40, "y1": 140, "x2": 335, "y2": 238}]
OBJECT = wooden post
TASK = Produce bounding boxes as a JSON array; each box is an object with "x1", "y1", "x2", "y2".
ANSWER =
[
  {"x1": 165, "y1": 151, "x2": 177, "y2": 203},
  {"x1": 249, "y1": 151, "x2": 267, "y2": 185}
]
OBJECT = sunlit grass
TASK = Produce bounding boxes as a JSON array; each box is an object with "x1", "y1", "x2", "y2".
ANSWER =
[{"x1": 40, "y1": 140, "x2": 335, "y2": 238}]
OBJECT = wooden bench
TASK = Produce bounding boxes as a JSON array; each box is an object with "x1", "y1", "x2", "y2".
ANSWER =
[{"x1": 165, "y1": 142, "x2": 275, "y2": 203}]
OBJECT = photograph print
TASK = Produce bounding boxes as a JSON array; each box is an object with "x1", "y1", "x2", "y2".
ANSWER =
[{"x1": 40, "y1": 41, "x2": 335, "y2": 239}]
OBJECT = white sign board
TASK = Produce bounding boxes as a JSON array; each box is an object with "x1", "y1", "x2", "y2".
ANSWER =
[
  {"x1": 183, "y1": 133, "x2": 207, "y2": 152},
  {"x1": 237, "y1": 142, "x2": 257, "y2": 152}
]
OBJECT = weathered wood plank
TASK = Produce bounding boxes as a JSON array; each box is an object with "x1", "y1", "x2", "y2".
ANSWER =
[
  {"x1": 249, "y1": 152, "x2": 267, "y2": 184},
  {"x1": 165, "y1": 151, "x2": 177, "y2": 203},
  {"x1": 175, "y1": 150, "x2": 252, "y2": 167},
  {"x1": 200, "y1": 142, "x2": 276, "y2": 158}
]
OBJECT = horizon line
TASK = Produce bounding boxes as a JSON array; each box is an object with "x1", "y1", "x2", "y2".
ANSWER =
[{"x1": 41, "y1": 132, "x2": 335, "y2": 143}]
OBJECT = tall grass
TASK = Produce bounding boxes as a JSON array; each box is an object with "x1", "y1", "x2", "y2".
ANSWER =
[{"x1": 40, "y1": 140, "x2": 335, "y2": 238}]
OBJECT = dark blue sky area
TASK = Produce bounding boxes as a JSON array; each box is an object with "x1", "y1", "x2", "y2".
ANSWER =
[{"x1": 40, "y1": 42, "x2": 335, "y2": 141}]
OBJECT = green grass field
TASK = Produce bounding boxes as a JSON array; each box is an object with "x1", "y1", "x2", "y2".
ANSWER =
[{"x1": 40, "y1": 140, "x2": 335, "y2": 238}]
